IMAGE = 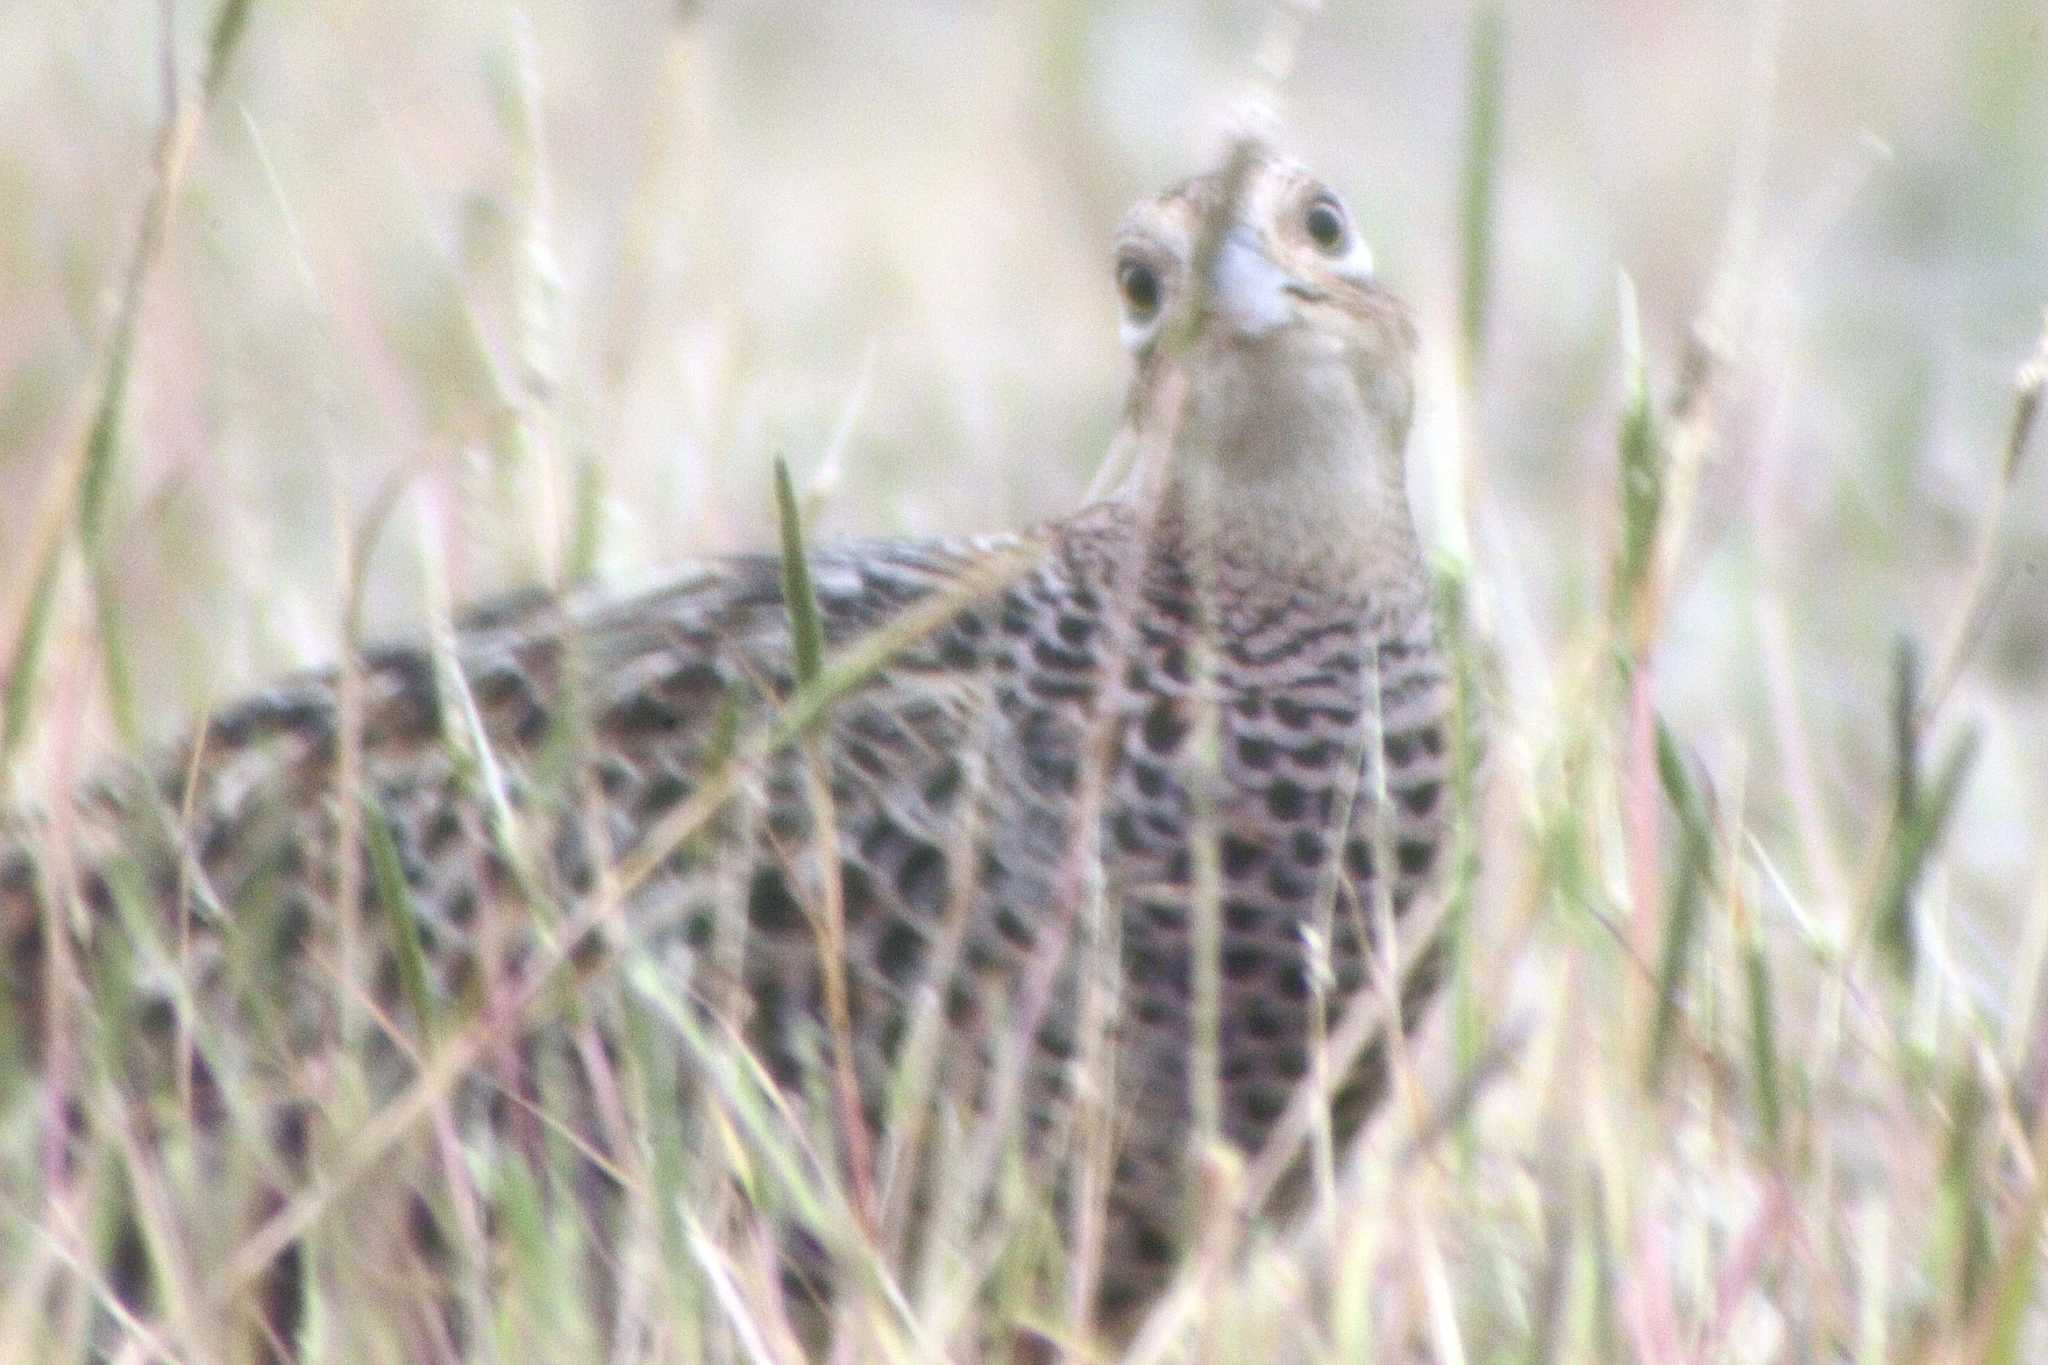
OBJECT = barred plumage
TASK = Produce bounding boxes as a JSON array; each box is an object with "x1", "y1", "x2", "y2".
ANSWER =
[{"x1": 4, "y1": 146, "x2": 1453, "y2": 1351}]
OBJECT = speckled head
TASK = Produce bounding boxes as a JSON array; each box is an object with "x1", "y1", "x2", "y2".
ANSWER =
[{"x1": 1103, "y1": 146, "x2": 1423, "y2": 586}]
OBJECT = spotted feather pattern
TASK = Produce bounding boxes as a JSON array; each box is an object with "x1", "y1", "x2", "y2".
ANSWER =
[{"x1": 3, "y1": 491, "x2": 1448, "y2": 1341}]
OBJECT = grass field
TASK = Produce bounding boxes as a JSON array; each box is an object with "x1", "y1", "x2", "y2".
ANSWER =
[{"x1": 3, "y1": 0, "x2": 2048, "y2": 1359}]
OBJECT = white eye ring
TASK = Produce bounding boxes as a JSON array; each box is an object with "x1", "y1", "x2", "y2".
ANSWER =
[
  {"x1": 1305, "y1": 195, "x2": 1348, "y2": 252},
  {"x1": 1303, "y1": 192, "x2": 1375, "y2": 282},
  {"x1": 1118, "y1": 259, "x2": 1161, "y2": 320},
  {"x1": 1116, "y1": 257, "x2": 1168, "y2": 351}
]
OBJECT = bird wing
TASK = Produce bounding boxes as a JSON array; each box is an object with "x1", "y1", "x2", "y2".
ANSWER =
[{"x1": 1, "y1": 526, "x2": 1050, "y2": 1074}]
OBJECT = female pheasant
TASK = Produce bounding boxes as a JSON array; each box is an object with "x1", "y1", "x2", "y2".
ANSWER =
[{"x1": 3, "y1": 145, "x2": 1452, "y2": 1354}]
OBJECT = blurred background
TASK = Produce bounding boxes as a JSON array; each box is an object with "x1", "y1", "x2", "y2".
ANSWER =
[{"x1": 2, "y1": 0, "x2": 2044, "y2": 985}]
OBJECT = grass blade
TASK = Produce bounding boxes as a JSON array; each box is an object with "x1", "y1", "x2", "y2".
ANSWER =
[
  {"x1": 1743, "y1": 943, "x2": 1782, "y2": 1151},
  {"x1": 1876, "y1": 639, "x2": 1980, "y2": 984},
  {"x1": 1644, "y1": 719, "x2": 1712, "y2": 1092},
  {"x1": 774, "y1": 455, "x2": 825, "y2": 688},
  {"x1": 362, "y1": 793, "x2": 438, "y2": 1044},
  {"x1": 1611, "y1": 275, "x2": 1662, "y2": 637},
  {"x1": 1458, "y1": 1, "x2": 1506, "y2": 379}
]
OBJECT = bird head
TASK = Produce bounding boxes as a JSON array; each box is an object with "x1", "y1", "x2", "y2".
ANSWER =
[{"x1": 1103, "y1": 148, "x2": 1422, "y2": 585}]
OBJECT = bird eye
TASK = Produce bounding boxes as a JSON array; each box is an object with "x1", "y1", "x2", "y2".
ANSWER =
[
  {"x1": 1304, "y1": 194, "x2": 1348, "y2": 253},
  {"x1": 1117, "y1": 259, "x2": 1161, "y2": 321}
]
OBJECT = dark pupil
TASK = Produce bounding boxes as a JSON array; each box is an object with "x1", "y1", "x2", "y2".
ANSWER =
[
  {"x1": 1306, "y1": 201, "x2": 1345, "y2": 249},
  {"x1": 1119, "y1": 263, "x2": 1159, "y2": 316}
]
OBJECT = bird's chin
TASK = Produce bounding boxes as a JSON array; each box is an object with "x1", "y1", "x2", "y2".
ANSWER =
[{"x1": 1219, "y1": 310, "x2": 1354, "y2": 361}]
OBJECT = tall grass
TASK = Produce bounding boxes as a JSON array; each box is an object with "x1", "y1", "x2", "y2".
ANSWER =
[{"x1": 4, "y1": 0, "x2": 2048, "y2": 1361}]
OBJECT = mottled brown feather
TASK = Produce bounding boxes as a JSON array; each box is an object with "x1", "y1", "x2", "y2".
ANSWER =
[{"x1": 2, "y1": 146, "x2": 1455, "y2": 1350}]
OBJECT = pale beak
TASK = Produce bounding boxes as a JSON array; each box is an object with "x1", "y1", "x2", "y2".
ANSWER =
[{"x1": 1208, "y1": 225, "x2": 1321, "y2": 338}]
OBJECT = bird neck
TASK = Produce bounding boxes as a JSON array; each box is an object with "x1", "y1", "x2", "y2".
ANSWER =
[{"x1": 1103, "y1": 401, "x2": 1416, "y2": 600}]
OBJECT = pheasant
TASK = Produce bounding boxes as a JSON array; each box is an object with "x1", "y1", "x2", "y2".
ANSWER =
[{"x1": 3, "y1": 144, "x2": 1453, "y2": 1353}]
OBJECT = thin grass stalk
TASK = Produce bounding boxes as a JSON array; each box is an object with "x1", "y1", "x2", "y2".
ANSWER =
[
  {"x1": 1611, "y1": 279, "x2": 1666, "y2": 1050},
  {"x1": 1113, "y1": 132, "x2": 1269, "y2": 1348},
  {"x1": 1293, "y1": 585, "x2": 1407, "y2": 1309},
  {"x1": 1326, "y1": 1154, "x2": 1387, "y2": 1360},
  {"x1": 631, "y1": 850, "x2": 928, "y2": 1350},
  {"x1": 773, "y1": 460, "x2": 826, "y2": 688},
  {"x1": 1412, "y1": 1184, "x2": 1470, "y2": 1365},
  {"x1": 1999, "y1": 855, "x2": 2048, "y2": 1073},
  {"x1": 799, "y1": 747, "x2": 884, "y2": 1262},
  {"x1": 1434, "y1": 563, "x2": 1486, "y2": 1161},
  {"x1": 81, "y1": 505, "x2": 139, "y2": 755},
  {"x1": 1062, "y1": 802, "x2": 1120, "y2": 1341},
  {"x1": 556, "y1": 700, "x2": 656, "y2": 1354},
  {"x1": 1970, "y1": 1072, "x2": 2048, "y2": 1365},
  {"x1": 95, "y1": 1079, "x2": 202, "y2": 1357},
  {"x1": 628, "y1": 962, "x2": 845, "y2": 1239},
  {"x1": 1637, "y1": 0, "x2": 1774, "y2": 642},
  {"x1": 1800, "y1": 334, "x2": 2038, "y2": 1340},
  {"x1": 421, "y1": 522, "x2": 564, "y2": 1203},
  {"x1": 493, "y1": 1149, "x2": 561, "y2": 1355},
  {"x1": 1360, "y1": 619, "x2": 1425, "y2": 1135},
  {"x1": 324, "y1": 510, "x2": 371, "y2": 1095},
  {"x1": 1742, "y1": 938, "x2": 1783, "y2": 1154},
  {"x1": 362, "y1": 794, "x2": 438, "y2": 1043},
  {"x1": 800, "y1": 343, "x2": 875, "y2": 529},
  {"x1": 1126, "y1": 886, "x2": 1457, "y2": 1359},
  {"x1": 633, "y1": 1008, "x2": 708, "y2": 1361},
  {"x1": 1698, "y1": 1177, "x2": 1792, "y2": 1357},
  {"x1": 2, "y1": 552, "x2": 64, "y2": 771},
  {"x1": 1923, "y1": 310, "x2": 2048, "y2": 717},
  {"x1": 1185, "y1": 536, "x2": 1225, "y2": 1156},
  {"x1": 203, "y1": 551, "x2": 1023, "y2": 1312},
  {"x1": 954, "y1": 133, "x2": 1269, "y2": 1353},
  {"x1": 1610, "y1": 276, "x2": 1661, "y2": 645},
  {"x1": 612, "y1": 544, "x2": 1039, "y2": 903},
  {"x1": 686, "y1": 1214, "x2": 787, "y2": 1365},
  {"x1": 2, "y1": 0, "x2": 259, "y2": 765},
  {"x1": 1300, "y1": 919, "x2": 1341, "y2": 1323},
  {"x1": 874, "y1": 695, "x2": 989, "y2": 1252},
  {"x1": 1593, "y1": 0, "x2": 1761, "y2": 1120},
  {"x1": 34, "y1": 1202, "x2": 178, "y2": 1364},
  {"x1": 418, "y1": 528, "x2": 549, "y2": 937},
  {"x1": 155, "y1": 706, "x2": 218, "y2": 1175},
  {"x1": 1875, "y1": 643, "x2": 1981, "y2": 988},
  {"x1": 491, "y1": 1061, "x2": 637, "y2": 1194},
  {"x1": 26, "y1": 728, "x2": 101, "y2": 1355},
  {"x1": 428, "y1": 1103, "x2": 502, "y2": 1365},
  {"x1": 1457, "y1": 0, "x2": 1505, "y2": 393},
  {"x1": 1521, "y1": 1024, "x2": 1580, "y2": 1365},
  {"x1": 1644, "y1": 719, "x2": 1713, "y2": 1091},
  {"x1": 1937, "y1": 1058, "x2": 1995, "y2": 1320},
  {"x1": 1754, "y1": 598, "x2": 1854, "y2": 928},
  {"x1": 1771, "y1": 275, "x2": 2035, "y2": 1365},
  {"x1": 775, "y1": 453, "x2": 878, "y2": 1248},
  {"x1": 509, "y1": 12, "x2": 569, "y2": 590},
  {"x1": 0, "y1": 1208, "x2": 64, "y2": 1358}
]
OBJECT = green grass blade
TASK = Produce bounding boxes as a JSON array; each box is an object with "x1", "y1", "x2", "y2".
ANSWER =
[
  {"x1": 774, "y1": 455, "x2": 825, "y2": 689},
  {"x1": 1, "y1": 550, "x2": 62, "y2": 768},
  {"x1": 1980, "y1": 1180, "x2": 2048, "y2": 1365},
  {"x1": 1653, "y1": 718, "x2": 1712, "y2": 861},
  {"x1": 1611, "y1": 276, "x2": 1662, "y2": 632},
  {"x1": 1937, "y1": 1063, "x2": 1992, "y2": 1312},
  {"x1": 1645, "y1": 719, "x2": 1712, "y2": 1092},
  {"x1": 1459, "y1": 1, "x2": 1506, "y2": 378},
  {"x1": 1743, "y1": 943, "x2": 1782, "y2": 1151},
  {"x1": 1877, "y1": 697, "x2": 1980, "y2": 987},
  {"x1": 363, "y1": 793, "x2": 438, "y2": 1044},
  {"x1": 201, "y1": 0, "x2": 259, "y2": 100}
]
